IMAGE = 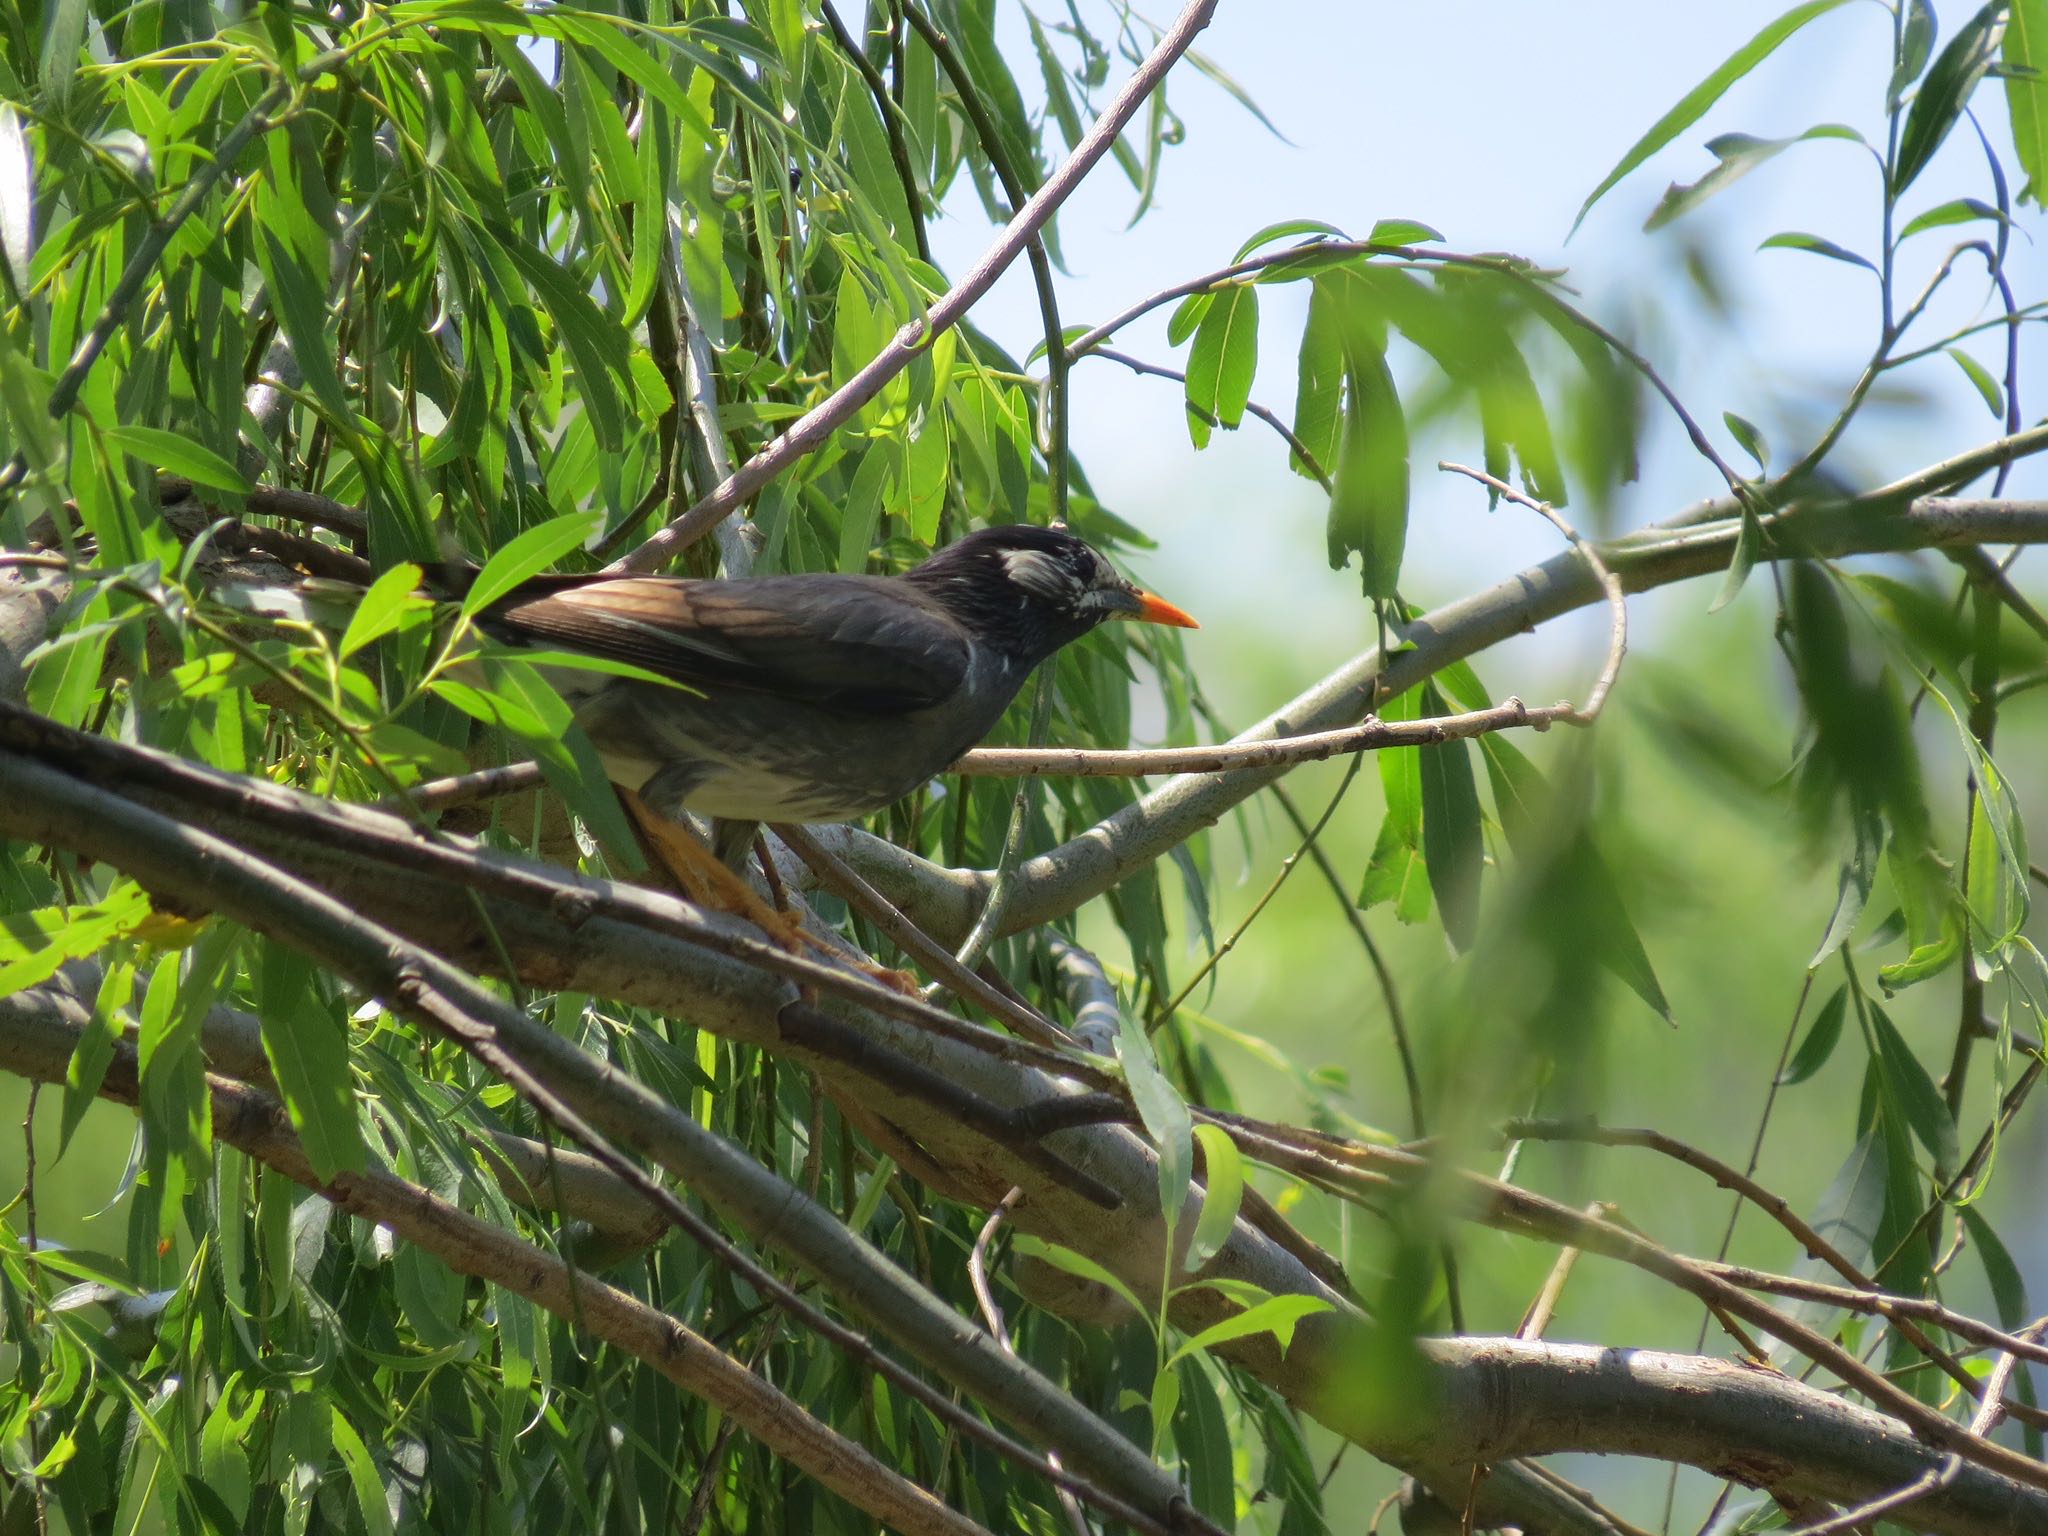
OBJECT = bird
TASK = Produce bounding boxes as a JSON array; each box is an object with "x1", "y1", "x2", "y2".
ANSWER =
[{"x1": 466, "y1": 524, "x2": 1198, "y2": 939}]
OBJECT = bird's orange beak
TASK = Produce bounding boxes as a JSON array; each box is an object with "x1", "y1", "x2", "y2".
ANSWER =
[{"x1": 1130, "y1": 589, "x2": 1199, "y2": 629}]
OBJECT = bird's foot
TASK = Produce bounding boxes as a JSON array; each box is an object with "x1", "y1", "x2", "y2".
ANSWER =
[{"x1": 624, "y1": 792, "x2": 820, "y2": 956}]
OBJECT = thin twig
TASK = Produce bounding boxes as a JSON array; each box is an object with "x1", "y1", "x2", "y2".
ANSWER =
[
  {"x1": 949, "y1": 666, "x2": 1056, "y2": 974},
  {"x1": 1083, "y1": 346, "x2": 1333, "y2": 490},
  {"x1": 952, "y1": 697, "x2": 1562, "y2": 776},
  {"x1": 772, "y1": 822, "x2": 1074, "y2": 1051},
  {"x1": 1779, "y1": 1319, "x2": 2045, "y2": 1536},
  {"x1": 612, "y1": 0, "x2": 1218, "y2": 571},
  {"x1": 1438, "y1": 461, "x2": 1627, "y2": 720},
  {"x1": 969, "y1": 1190, "x2": 1094, "y2": 1536}
]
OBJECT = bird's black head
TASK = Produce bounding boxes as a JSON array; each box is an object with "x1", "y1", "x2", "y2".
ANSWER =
[{"x1": 903, "y1": 525, "x2": 1197, "y2": 666}]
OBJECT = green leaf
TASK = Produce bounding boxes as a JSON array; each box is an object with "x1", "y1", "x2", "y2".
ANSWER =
[
  {"x1": 1890, "y1": 0, "x2": 1939, "y2": 107},
  {"x1": 1290, "y1": 279, "x2": 1343, "y2": 482},
  {"x1": 1723, "y1": 411, "x2": 1770, "y2": 473},
  {"x1": 1186, "y1": 1123, "x2": 1245, "y2": 1271},
  {"x1": 1898, "y1": 196, "x2": 2008, "y2": 237},
  {"x1": 1233, "y1": 217, "x2": 1346, "y2": 260},
  {"x1": 1165, "y1": 291, "x2": 1214, "y2": 347},
  {"x1": 1118, "y1": 1009, "x2": 1193, "y2": 1244},
  {"x1": 61, "y1": 959, "x2": 132, "y2": 1153},
  {"x1": 1360, "y1": 686, "x2": 1432, "y2": 923},
  {"x1": 2005, "y1": 0, "x2": 2048, "y2": 203},
  {"x1": 480, "y1": 658, "x2": 642, "y2": 867},
  {"x1": 1778, "y1": 984, "x2": 1847, "y2": 1085},
  {"x1": 836, "y1": 438, "x2": 896, "y2": 572},
  {"x1": 460, "y1": 512, "x2": 601, "y2": 617},
  {"x1": 1946, "y1": 347, "x2": 2004, "y2": 417},
  {"x1": 101, "y1": 425, "x2": 251, "y2": 494},
  {"x1": 1811, "y1": 814, "x2": 1880, "y2": 967},
  {"x1": 1572, "y1": 0, "x2": 1855, "y2": 234},
  {"x1": 1711, "y1": 505, "x2": 1764, "y2": 613},
  {"x1": 1417, "y1": 682, "x2": 1483, "y2": 951},
  {"x1": 1645, "y1": 128, "x2": 1853, "y2": 231},
  {"x1": 1958, "y1": 1205, "x2": 2029, "y2": 1327},
  {"x1": 1367, "y1": 217, "x2": 1444, "y2": 246},
  {"x1": 1183, "y1": 285, "x2": 1259, "y2": 447},
  {"x1": 1327, "y1": 329, "x2": 1408, "y2": 598},
  {"x1": 339, "y1": 562, "x2": 424, "y2": 658},
  {"x1": 1867, "y1": 1003, "x2": 1959, "y2": 1177},
  {"x1": 1166, "y1": 1295, "x2": 1333, "y2": 1367},
  {"x1": 1011, "y1": 1235, "x2": 1149, "y2": 1322},
  {"x1": 257, "y1": 944, "x2": 365, "y2": 1184},
  {"x1": 492, "y1": 226, "x2": 631, "y2": 452},
  {"x1": 1480, "y1": 733, "x2": 1672, "y2": 1021},
  {"x1": 1758, "y1": 230, "x2": 1879, "y2": 274},
  {"x1": 1895, "y1": 1, "x2": 2006, "y2": 196}
]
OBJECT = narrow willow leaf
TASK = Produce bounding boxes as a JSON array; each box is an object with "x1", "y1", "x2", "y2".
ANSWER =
[
  {"x1": 1811, "y1": 814, "x2": 1880, "y2": 966},
  {"x1": 1361, "y1": 686, "x2": 1432, "y2": 922},
  {"x1": 1186, "y1": 1123, "x2": 1245, "y2": 1271},
  {"x1": 1898, "y1": 195, "x2": 2007, "y2": 237},
  {"x1": 1946, "y1": 347, "x2": 2004, "y2": 416},
  {"x1": 836, "y1": 439, "x2": 895, "y2": 572},
  {"x1": 1167, "y1": 1295, "x2": 1333, "y2": 1367},
  {"x1": 1184, "y1": 285, "x2": 1258, "y2": 446},
  {"x1": 257, "y1": 944, "x2": 365, "y2": 1184},
  {"x1": 1723, "y1": 410, "x2": 1770, "y2": 472},
  {"x1": 2005, "y1": 0, "x2": 2048, "y2": 203},
  {"x1": 1118, "y1": 1010, "x2": 1193, "y2": 1239},
  {"x1": 1010, "y1": 1235, "x2": 1149, "y2": 1322},
  {"x1": 60, "y1": 959, "x2": 132, "y2": 1153},
  {"x1": 1958, "y1": 1205, "x2": 2030, "y2": 1326},
  {"x1": 338, "y1": 563, "x2": 423, "y2": 658},
  {"x1": 102, "y1": 428, "x2": 251, "y2": 493},
  {"x1": 1233, "y1": 217, "x2": 1345, "y2": 260},
  {"x1": 1367, "y1": 217, "x2": 1444, "y2": 246},
  {"x1": 461, "y1": 512, "x2": 601, "y2": 617},
  {"x1": 1769, "y1": 1128, "x2": 1884, "y2": 1358},
  {"x1": 1894, "y1": 1, "x2": 2005, "y2": 195},
  {"x1": 1890, "y1": 0, "x2": 1939, "y2": 107},
  {"x1": 1867, "y1": 1004, "x2": 1959, "y2": 1175},
  {"x1": 1778, "y1": 985, "x2": 1848, "y2": 1084},
  {"x1": 1645, "y1": 128, "x2": 1849, "y2": 231},
  {"x1": 1572, "y1": 0, "x2": 1855, "y2": 235},
  {"x1": 1758, "y1": 230, "x2": 1879, "y2": 274},
  {"x1": 1710, "y1": 506, "x2": 1763, "y2": 612},
  {"x1": 1417, "y1": 682, "x2": 1483, "y2": 951},
  {"x1": 1479, "y1": 733, "x2": 1673, "y2": 1021},
  {"x1": 1290, "y1": 279, "x2": 1343, "y2": 481},
  {"x1": 1327, "y1": 332, "x2": 1408, "y2": 598},
  {"x1": 1165, "y1": 291, "x2": 1214, "y2": 347}
]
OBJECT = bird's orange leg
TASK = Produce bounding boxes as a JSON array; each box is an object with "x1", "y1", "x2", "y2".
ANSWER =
[{"x1": 620, "y1": 790, "x2": 817, "y2": 954}]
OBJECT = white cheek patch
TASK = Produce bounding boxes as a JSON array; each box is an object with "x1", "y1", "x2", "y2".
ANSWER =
[{"x1": 1000, "y1": 547, "x2": 1078, "y2": 602}]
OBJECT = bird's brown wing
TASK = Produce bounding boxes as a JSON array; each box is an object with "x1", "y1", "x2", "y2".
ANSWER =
[{"x1": 481, "y1": 574, "x2": 973, "y2": 712}]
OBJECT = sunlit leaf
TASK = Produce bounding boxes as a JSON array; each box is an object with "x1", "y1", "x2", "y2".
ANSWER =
[
  {"x1": 1894, "y1": 1, "x2": 2005, "y2": 195},
  {"x1": 1572, "y1": 0, "x2": 1855, "y2": 234}
]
